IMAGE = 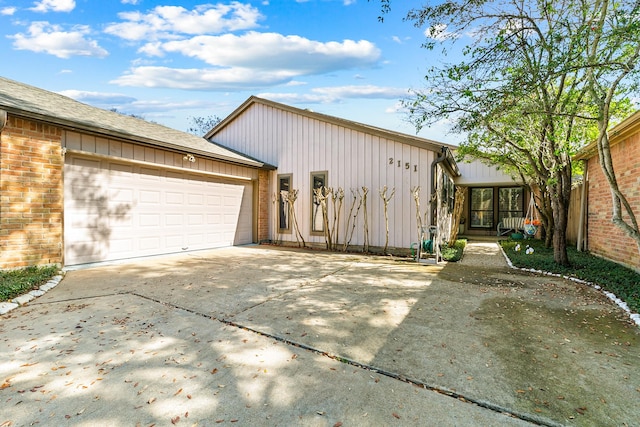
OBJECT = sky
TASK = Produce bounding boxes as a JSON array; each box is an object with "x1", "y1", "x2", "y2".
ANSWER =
[{"x1": 0, "y1": 0, "x2": 462, "y2": 144}]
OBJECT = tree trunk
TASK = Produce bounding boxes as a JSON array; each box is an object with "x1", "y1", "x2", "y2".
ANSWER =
[
  {"x1": 550, "y1": 165, "x2": 572, "y2": 266},
  {"x1": 448, "y1": 186, "x2": 467, "y2": 246}
]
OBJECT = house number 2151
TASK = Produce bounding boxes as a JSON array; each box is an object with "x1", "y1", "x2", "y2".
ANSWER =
[{"x1": 389, "y1": 158, "x2": 417, "y2": 171}]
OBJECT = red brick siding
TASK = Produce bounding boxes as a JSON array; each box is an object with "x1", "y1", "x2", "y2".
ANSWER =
[
  {"x1": 0, "y1": 115, "x2": 63, "y2": 269},
  {"x1": 586, "y1": 132, "x2": 640, "y2": 269},
  {"x1": 256, "y1": 169, "x2": 270, "y2": 242}
]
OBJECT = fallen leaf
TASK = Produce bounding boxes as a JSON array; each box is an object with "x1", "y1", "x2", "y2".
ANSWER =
[
  {"x1": 333, "y1": 423, "x2": 343, "y2": 427},
  {"x1": 147, "y1": 397, "x2": 156, "y2": 404},
  {"x1": 215, "y1": 420, "x2": 224, "y2": 424},
  {"x1": 230, "y1": 420, "x2": 238, "y2": 423},
  {"x1": 171, "y1": 415, "x2": 180, "y2": 424},
  {"x1": 576, "y1": 407, "x2": 587, "y2": 415},
  {"x1": 210, "y1": 368, "x2": 218, "y2": 375},
  {"x1": 0, "y1": 421, "x2": 13, "y2": 427},
  {"x1": 187, "y1": 394, "x2": 192, "y2": 399},
  {"x1": 516, "y1": 390, "x2": 526, "y2": 394},
  {"x1": 392, "y1": 412, "x2": 401, "y2": 419},
  {"x1": 174, "y1": 388, "x2": 183, "y2": 396}
]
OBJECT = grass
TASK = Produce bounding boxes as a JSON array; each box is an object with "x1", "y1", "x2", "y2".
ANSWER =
[
  {"x1": 0, "y1": 265, "x2": 59, "y2": 302},
  {"x1": 500, "y1": 239, "x2": 640, "y2": 314},
  {"x1": 442, "y1": 239, "x2": 467, "y2": 262}
]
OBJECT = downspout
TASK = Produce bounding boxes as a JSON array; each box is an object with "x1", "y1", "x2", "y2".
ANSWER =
[
  {"x1": 577, "y1": 168, "x2": 588, "y2": 252},
  {"x1": 430, "y1": 148, "x2": 447, "y2": 226},
  {"x1": 430, "y1": 146, "x2": 460, "y2": 261}
]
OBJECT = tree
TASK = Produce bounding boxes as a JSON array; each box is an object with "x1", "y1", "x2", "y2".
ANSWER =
[
  {"x1": 584, "y1": 0, "x2": 640, "y2": 253},
  {"x1": 187, "y1": 115, "x2": 222, "y2": 136},
  {"x1": 379, "y1": 0, "x2": 639, "y2": 265}
]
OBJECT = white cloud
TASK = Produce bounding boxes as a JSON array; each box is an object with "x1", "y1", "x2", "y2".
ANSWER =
[
  {"x1": 1, "y1": 7, "x2": 17, "y2": 15},
  {"x1": 30, "y1": 0, "x2": 75, "y2": 13},
  {"x1": 156, "y1": 32, "x2": 380, "y2": 73},
  {"x1": 10, "y1": 21, "x2": 108, "y2": 58},
  {"x1": 121, "y1": 0, "x2": 140, "y2": 4},
  {"x1": 112, "y1": 31, "x2": 380, "y2": 90},
  {"x1": 258, "y1": 85, "x2": 408, "y2": 104},
  {"x1": 58, "y1": 90, "x2": 137, "y2": 105},
  {"x1": 59, "y1": 89, "x2": 216, "y2": 117},
  {"x1": 104, "y1": 3, "x2": 262, "y2": 41},
  {"x1": 111, "y1": 66, "x2": 298, "y2": 90}
]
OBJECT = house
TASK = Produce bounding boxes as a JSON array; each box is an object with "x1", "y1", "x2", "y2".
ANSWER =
[
  {"x1": 0, "y1": 77, "x2": 272, "y2": 269},
  {"x1": 574, "y1": 111, "x2": 640, "y2": 271},
  {"x1": 206, "y1": 96, "x2": 528, "y2": 254},
  {"x1": 455, "y1": 160, "x2": 531, "y2": 237}
]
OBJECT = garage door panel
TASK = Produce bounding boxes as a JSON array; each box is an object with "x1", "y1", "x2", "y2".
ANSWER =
[
  {"x1": 188, "y1": 193, "x2": 204, "y2": 205},
  {"x1": 166, "y1": 192, "x2": 184, "y2": 204},
  {"x1": 139, "y1": 236, "x2": 161, "y2": 251},
  {"x1": 166, "y1": 214, "x2": 183, "y2": 226},
  {"x1": 110, "y1": 238, "x2": 134, "y2": 254},
  {"x1": 139, "y1": 190, "x2": 160, "y2": 204},
  {"x1": 64, "y1": 155, "x2": 254, "y2": 265},
  {"x1": 139, "y1": 213, "x2": 161, "y2": 227}
]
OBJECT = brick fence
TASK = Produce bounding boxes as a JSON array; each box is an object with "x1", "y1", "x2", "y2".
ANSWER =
[{"x1": 0, "y1": 115, "x2": 64, "y2": 269}]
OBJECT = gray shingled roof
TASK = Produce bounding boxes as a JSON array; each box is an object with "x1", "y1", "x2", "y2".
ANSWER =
[{"x1": 0, "y1": 76, "x2": 264, "y2": 168}]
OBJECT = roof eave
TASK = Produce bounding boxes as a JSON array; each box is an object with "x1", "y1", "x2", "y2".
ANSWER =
[
  {"x1": 3, "y1": 107, "x2": 265, "y2": 169},
  {"x1": 207, "y1": 96, "x2": 456, "y2": 153}
]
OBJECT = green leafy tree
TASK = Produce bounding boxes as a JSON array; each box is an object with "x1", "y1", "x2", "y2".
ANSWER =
[{"x1": 378, "y1": 0, "x2": 640, "y2": 265}]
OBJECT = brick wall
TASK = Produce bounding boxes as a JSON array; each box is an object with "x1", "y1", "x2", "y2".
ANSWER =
[
  {"x1": 586, "y1": 132, "x2": 640, "y2": 270},
  {"x1": 0, "y1": 115, "x2": 63, "y2": 269},
  {"x1": 256, "y1": 169, "x2": 270, "y2": 242}
]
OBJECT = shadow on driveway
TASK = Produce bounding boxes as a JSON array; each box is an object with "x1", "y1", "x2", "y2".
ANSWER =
[{"x1": 1, "y1": 243, "x2": 638, "y2": 426}]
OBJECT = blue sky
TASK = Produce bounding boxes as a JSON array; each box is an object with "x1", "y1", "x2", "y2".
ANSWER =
[{"x1": 0, "y1": 0, "x2": 461, "y2": 144}]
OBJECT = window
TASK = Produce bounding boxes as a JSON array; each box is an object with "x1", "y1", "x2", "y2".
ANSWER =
[
  {"x1": 470, "y1": 188, "x2": 494, "y2": 228},
  {"x1": 498, "y1": 187, "x2": 523, "y2": 221},
  {"x1": 443, "y1": 173, "x2": 455, "y2": 212},
  {"x1": 278, "y1": 175, "x2": 291, "y2": 231},
  {"x1": 310, "y1": 171, "x2": 327, "y2": 233}
]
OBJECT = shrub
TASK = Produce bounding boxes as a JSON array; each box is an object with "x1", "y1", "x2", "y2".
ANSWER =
[
  {"x1": 0, "y1": 265, "x2": 59, "y2": 301},
  {"x1": 442, "y1": 239, "x2": 467, "y2": 262}
]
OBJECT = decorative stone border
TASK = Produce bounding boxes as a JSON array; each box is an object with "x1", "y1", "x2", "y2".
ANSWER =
[
  {"x1": 498, "y1": 243, "x2": 640, "y2": 328},
  {"x1": 0, "y1": 273, "x2": 65, "y2": 315}
]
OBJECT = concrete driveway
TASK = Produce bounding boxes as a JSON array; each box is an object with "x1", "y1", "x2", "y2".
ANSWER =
[{"x1": 1, "y1": 242, "x2": 638, "y2": 426}]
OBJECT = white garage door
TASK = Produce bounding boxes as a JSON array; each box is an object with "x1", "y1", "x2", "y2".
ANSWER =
[{"x1": 64, "y1": 155, "x2": 253, "y2": 265}]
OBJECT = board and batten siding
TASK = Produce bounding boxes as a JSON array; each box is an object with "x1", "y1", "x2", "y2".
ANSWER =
[
  {"x1": 455, "y1": 158, "x2": 519, "y2": 186},
  {"x1": 63, "y1": 131, "x2": 258, "y2": 181},
  {"x1": 213, "y1": 102, "x2": 437, "y2": 250}
]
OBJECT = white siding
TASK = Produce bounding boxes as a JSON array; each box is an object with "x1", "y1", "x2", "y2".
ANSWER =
[
  {"x1": 455, "y1": 158, "x2": 520, "y2": 186},
  {"x1": 213, "y1": 103, "x2": 441, "y2": 250}
]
